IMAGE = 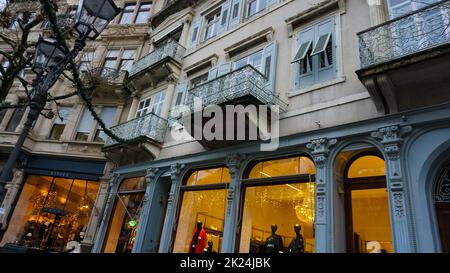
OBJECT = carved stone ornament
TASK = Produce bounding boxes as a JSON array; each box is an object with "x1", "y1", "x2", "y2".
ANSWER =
[
  {"x1": 371, "y1": 125, "x2": 412, "y2": 159},
  {"x1": 145, "y1": 167, "x2": 159, "y2": 180},
  {"x1": 306, "y1": 138, "x2": 338, "y2": 168}
]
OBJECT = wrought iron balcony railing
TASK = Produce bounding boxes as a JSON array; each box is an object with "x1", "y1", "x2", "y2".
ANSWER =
[
  {"x1": 358, "y1": 0, "x2": 450, "y2": 68},
  {"x1": 81, "y1": 67, "x2": 128, "y2": 87},
  {"x1": 104, "y1": 112, "x2": 168, "y2": 147},
  {"x1": 128, "y1": 38, "x2": 185, "y2": 78},
  {"x1": 185, "y1": 65, "x2": 288, "y2": 112}
]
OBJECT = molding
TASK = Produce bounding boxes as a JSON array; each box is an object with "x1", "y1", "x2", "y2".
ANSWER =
[
  {"x1": 223, "y1": 27, "x2": 274, "y2": 59},
  {"x1": 371, "y1": 124, "x2": 413, "y2": 160},
  {"x1": 183, "y1": 54, "x2": 219, "y2": 76},
  {"x1": 287, "y1": 77, "x2": 346, "y2": 98}
]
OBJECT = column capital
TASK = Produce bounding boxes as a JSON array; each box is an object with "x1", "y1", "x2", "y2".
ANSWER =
[
  {"x1": 170, "y1": 163, "x2": 185, "y2": 182},
  {"x1": 306, "y1": 138, "x2": 338, "y2": 168},
  {"x1": 371, "y1": 125, "x2": 412, "y2": 160},
  {"x1": 109, "y1": 173, "x2": 121, "y2": 187},
  {"x1": 225, "y1": 154, "x2": 246, "y2": 176},
  {"x1": 166, "y1": 73, "x2": 178, "y2": 84},
  {"x1": 145, "y1": 167, "x2": 159, "y2": 180}
]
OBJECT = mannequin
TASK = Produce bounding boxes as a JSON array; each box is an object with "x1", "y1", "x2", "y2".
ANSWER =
[
  {"x1": 203, "y1": 240, "x2": 215, "y2": 253},
  {"x1": 189, "y1": 221, "x2": 207, "y2": 253},
  {"x1": 264, "y1": 224, "x2": 283, "y2": 253},
  {"x1": 288, "y1": 224, "x2": 305, "y2": 253}
]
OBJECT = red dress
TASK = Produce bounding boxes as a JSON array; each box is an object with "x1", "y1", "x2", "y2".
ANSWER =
[{"x1": 189, "y1": 227, "x2": 207, "y2": 253}]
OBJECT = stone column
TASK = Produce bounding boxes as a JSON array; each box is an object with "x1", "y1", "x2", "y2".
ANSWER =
[
  {"x1": 91, "y1": 173, "x2": 121, "y2": 253},
  {"x1": 158, "y1": 163, "x2": 184, "y2": 253},
  {"x1": 132, "y1": 167, "x2": 159, "y2": 253},
  {"x1": 371, "y1": 125, "x2": 416, "y2": 253},
  {"x1": 160, "y1": 75, "x2": 177, "y2": 120},
  {"x1": 367, "y1": 0, "x2": 388, "y2": 26},
  {"x1": 127, "y1": 91, "x2": 140, "y2": 121},
  {"x1": 0, "y1": 169, "x2": 24, "y2": 231},
  {"x1": 307, "y1": 138, "x2": 337, "y2": 253},
  {"x1": 221, "y1": 154, "x2": 246, "y2": 253}
]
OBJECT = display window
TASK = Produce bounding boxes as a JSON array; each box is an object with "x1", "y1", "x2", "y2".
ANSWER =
[
  {"x1": 102, "y1": 177, "x2": 147, "y2": 253},
  {"x1": 173, "y1": 167, "x2": 230, "y2": 253},
  {"x1": 345, "y1": 154, "x2": 393, "y2": 253},
  {"x1": 1, "y1": 175, "x2": 99, "y2": 252},
  {"x1": 239, "y1": 156, "x2": 316, "y2": 253}
]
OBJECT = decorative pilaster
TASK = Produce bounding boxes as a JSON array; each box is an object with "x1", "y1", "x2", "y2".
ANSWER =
[
  {"x1": 371, "y1": 124, "x2": 416, "y2": 252},
  {"x1": 158, "y1": 163, "x2": 185, "y2": 253},
  {"x1": 221, "y1": 154, "x2": 246, "y2": 253},
  {"x1": 0, "y1": 169, "x2": 24, "y2": 230},
  {"x1": 306, "y1": 138, "x2": 337, "y2": 253}
]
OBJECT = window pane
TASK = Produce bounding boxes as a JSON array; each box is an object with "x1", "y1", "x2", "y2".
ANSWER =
[
  {"x1": 54, "y1": 107, "x2": 72, "y2": 124},
  {"x1": 239, "y1": 183, "x2": 316, "y2": 253},
  {"x1": 248, "y1": 156, "x2": 316, "y2": 179},
  {"x1": 49, "y1": 124, "x2": 66, "y2": 140},
  {"x1": 348, "y1": 156, "x2": 386, "y2": 178},
  {"x1": 76, "y1": 108, "x2": 95, "y2": 138},
  {"x1": 173, "y1": 189, "x2": 227, "y2": 253},
  {"x1": 6, "y1": 107, "x2": 26, "y2": 132},
  {"x1": 99, "y1": 107, "x2": 117, "y2": 128},
  {"x1": 351, "y1": 188, "x2": 393, "y2": 253},
  {"x1": 136, "y1": 11, "x2": 150, "y2": 24},
  {"x1": 186, "y1": 167, "x2": 230, "y2": 186}
]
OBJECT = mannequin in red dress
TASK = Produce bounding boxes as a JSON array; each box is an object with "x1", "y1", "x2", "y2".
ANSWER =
[{"x1": 189, "y1": 221, "x2": 207, "y2": 253}]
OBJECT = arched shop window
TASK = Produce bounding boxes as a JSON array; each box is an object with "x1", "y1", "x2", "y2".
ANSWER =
[
  {"x1": 173, "y1": 167, "x2": 230, "y2": 253},
  {"x1": 239, "y1": 156, "x2": 316, "y2": 253},
  {"x1": 344, "y1": 154, "x2": 392, "y2": 253},
  {"x1": 102, "y1": 177, "x2": 147, "y2": 253},
  {"x1": 0, "y1": 176, "x2": 99, "y2": 252}
]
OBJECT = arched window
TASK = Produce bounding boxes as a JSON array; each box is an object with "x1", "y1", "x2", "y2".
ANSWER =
[
  {"x1": 240, "y1": 155, "x2": 316, "y2": 253},
  {"x1": 434, "y1": 162, "x2": 450, "y2": 252},
  {"x1": 173, "y1": 167, "x2": 230, "y2": 253},
  {"x1": 103, "y1": 177, "x2": 147, "y2": 253},
  {"x1": 344, "y1": 154, "x2": 392, "y2": 253}
]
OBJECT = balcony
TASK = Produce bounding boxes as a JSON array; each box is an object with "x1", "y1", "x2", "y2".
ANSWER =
[
  {"x1": 103, "y1": 112, "x2": 168, "y2": 166},
  {"x1": 181, "y1": 65, "x2": 288, "y2": 149},
  {"x1": 127, "y1": 39, "x2": 185, "y2": 90},
  {"x1": 356, "y1": 0, "x2": 450, "y2": 114},
  {"x1": 80, "y1": 67, "x2": 128, "y2": 99}
]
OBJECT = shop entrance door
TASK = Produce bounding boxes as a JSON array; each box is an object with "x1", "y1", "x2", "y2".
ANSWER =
[{"x1": 436, "y1": 203, "x2": 450, "y2": 252}]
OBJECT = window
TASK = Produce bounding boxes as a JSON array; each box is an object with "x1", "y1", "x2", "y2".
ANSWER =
[
  {"x1": 5, "y1": 107, "x2": 26, "y2": 132},
  {"x1": 190, "y1": 73, "x2": 208, "y2": 88},
  {"x1": 135, "y1": 3, "x2": 152, "y2": 24},
  {"x1": 75, "y1": 108, "x2": 95, "y2": 141},
  {"x1": 118, "y1": 50, "x2": 136, "y2": 72},
  {"x1": 240, "y1": 156, "x2": 316, "y2": 253},
  {"x1": 103, "y1": 49, "x2": 136, "y2": 74},
  {"x1": 293, "y1": 18, "x2": 336, "y2": 89},
  {"x1": 68, "y1": 5, "x2": 78, "y2": 19},
  {"x1": 136, "y1": 91, "x2": 166, "y2": 118},
  {"x1": 103, "y1": 50, "x2": 120, "y2": 71},
  {"x1": 233, "y1": 50, "x2": 263, "y2": 72},
  {"x1": 94, "y1": 107, "x2": 117, "y2": 142},
  {"x1": 102, "y1": 177, "x2": 147, "y2": 253},
  {"x1": 173, "y1": 167, "x2": 230, "y2": 253},
  {"x1": 119, "y1": 4, "x2": 136, "y2": 24},
  {"x1": 1, "y1": 175, "x2": 99, "y2": 252},
  {"x1": 79, "y1": 51, "x2": 94, "y2": 73},
  {"x1": 204, "y1": 9, "x2": 221, "y2": 41},
  {"x1": 387, "y1": 0, "x2": 439, "y2": 19},
  {"x1": 247, "y1": 0, "x2": 267, "y2": 17},
  {"x1": 49, "y1": 106, "x2": 72, "y2": 140}
]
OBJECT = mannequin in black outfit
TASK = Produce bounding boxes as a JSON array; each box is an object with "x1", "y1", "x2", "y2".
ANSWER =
[
  {"x1": 264, "y1": 224, "x2": 283, "y2": 253},
  {"x1": 288, "y1": 224, "x2": 305, "y2": 253}
]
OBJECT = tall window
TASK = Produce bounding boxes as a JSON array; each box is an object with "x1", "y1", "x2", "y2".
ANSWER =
[
  {"x1": 204, "y1": 9, "x2": 221, "y2": 41},
  {"x1": 135, "y1": 3, "x2": 152, "y2": 24},
  {"x1": 240, "y1": 156, "x2": 316, "y2": 253},
  {"x1": 136, "y1": 91, "x2": 166, "y2": 117},
  {"x1": 0, "y1": 175, "x2": 99, "y2": 252},
  {"x1": 118, "y1": 50, "x2": 136, "y2": 72},
  {"x1": 293, "y1": 17, "x2": 336, "y2": 89},
  {"x1": 345, "y1": 154, "x2": 392, "y2": 253},
  {"x1": 49, "y1": 106, "x2": 72, "y2": 140},
  {"x1": 5, "y1": 106, "x2": 26, "y2": 132},
  {"x1": 247, "y1": 0, "x2": 267, "y2": 17},
  {"x1": 173, "y1": 167, "x2": 230, "y2": 253},
  {"x1": 119, "y1": 3, "x2": 136, "y2": 24},
  {"x1": 79, "y1": 51, "x2": 95, "y2": 73},
  {"x1": 103, "y1": 49, "x2": 136, "y2": 74},
  {"x1": 233, "y1": 50, "x2": 263, "y2": 72},
  {"x1": 103, "y1": 177, "x2": 147, "y2": 253},
  {"x1": 94, "y1": 107, "x2": 117, "y2": 142},
  {"x1": 119, "y1": 2, "x2": 152, "y2": 25},
  {"x1": 103, "y1": 50, "x2": 120, "y2": 71},
  {"x1": 75, "y1": 108, "x2": 95, "y2": 141}
]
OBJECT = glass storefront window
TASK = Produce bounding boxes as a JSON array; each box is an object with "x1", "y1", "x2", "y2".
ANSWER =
[
  {"x1": 240, "y1": 183, "x2": 316, "y2": 253},
  {"x1": 102, "y1": 177, "x2": 147, "y2": 253},
  {"x1": 1, "y1": 175, "x2": 99, "y2": 252},
  {"x1": 347, "y1": 155, "x2": 386, "y2": 178},
  {"x1": 248, "y1": 156, "x2": 316, "y2": 179},
  {"x1": 173, "y1": 167, "x2": 230, "y2": 253}
]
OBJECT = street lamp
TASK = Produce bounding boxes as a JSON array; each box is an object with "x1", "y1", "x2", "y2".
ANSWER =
[{"x1": 0, "y1": 0, "x2": 120, "y2": 213}]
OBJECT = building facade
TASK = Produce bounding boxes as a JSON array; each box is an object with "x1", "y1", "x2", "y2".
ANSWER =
[{"x1": 1, "y1": 0, "x2": 450, "y2": 253}]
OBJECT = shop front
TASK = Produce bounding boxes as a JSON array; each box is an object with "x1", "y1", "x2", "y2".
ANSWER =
[{"x1": 0, "y1": 156, "x2": 105, "y2": 252}]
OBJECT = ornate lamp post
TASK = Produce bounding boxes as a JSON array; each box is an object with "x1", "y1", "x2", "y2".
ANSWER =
[{"x1": 0, "y1": 0, "x2": 120, "y2": 207}]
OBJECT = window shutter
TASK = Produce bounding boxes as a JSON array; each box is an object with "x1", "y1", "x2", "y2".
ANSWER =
[
  {"x1": 267, "y1": 0, "x2": 280, "y2": 9},
  {"x1": 262, "y1": 41, "x2": 278, "y2": 93},
  {"x1": 217, "y1": 62, "x2": 232, "y2": 77},
  {"x1": 188, "y1": 16, "x2": 203, "y2": 49},
  {"x1": 228, "y1": 0, "x2": 243, "y2": 29},
  {"x1": 207, "y1": 67, "x2": 218, "y2": 81},
  {"x1": 172, "y1": 80, "x2": 188, "y2": 108},
  {"x1": 316, "y1": 18, "x2": 336, "y2": 83},
  {"x1": 296, "y1": 27, "x2": 315, "y2": 89},
  {"x1": 218, "y1": 0, "x2": 232, "y2": 35}
]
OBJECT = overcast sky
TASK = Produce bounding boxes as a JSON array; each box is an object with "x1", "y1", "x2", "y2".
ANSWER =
[{"x1": 0, "y1": 0, "x2": 6, "y2": 11}]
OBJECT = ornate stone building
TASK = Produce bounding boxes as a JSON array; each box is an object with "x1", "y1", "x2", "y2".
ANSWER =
[{"x1": 1, "y1": 0, "x2": 450, "y2": 253}]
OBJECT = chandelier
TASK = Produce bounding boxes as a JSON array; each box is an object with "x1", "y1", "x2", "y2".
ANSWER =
[{"x1": 295, "y1": 182, "x2": 315, "y2": 225}]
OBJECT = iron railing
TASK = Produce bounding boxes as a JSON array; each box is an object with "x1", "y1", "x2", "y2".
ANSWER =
[
  {"x1": 81, "y1": 67, "x2": 128, "y2": 85},
  {"x1": 104, "y1": 112, "x2": 168, "y2": 147},
  {"x1": 128, "y1": 38, "x2": 185, "y2": 78},
  {"x1": 185, "y1": 65, "x2": 288, "y2": 112},
  {"x1": 358, "y1": 0, "x2": 450, "y2": 68}
]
